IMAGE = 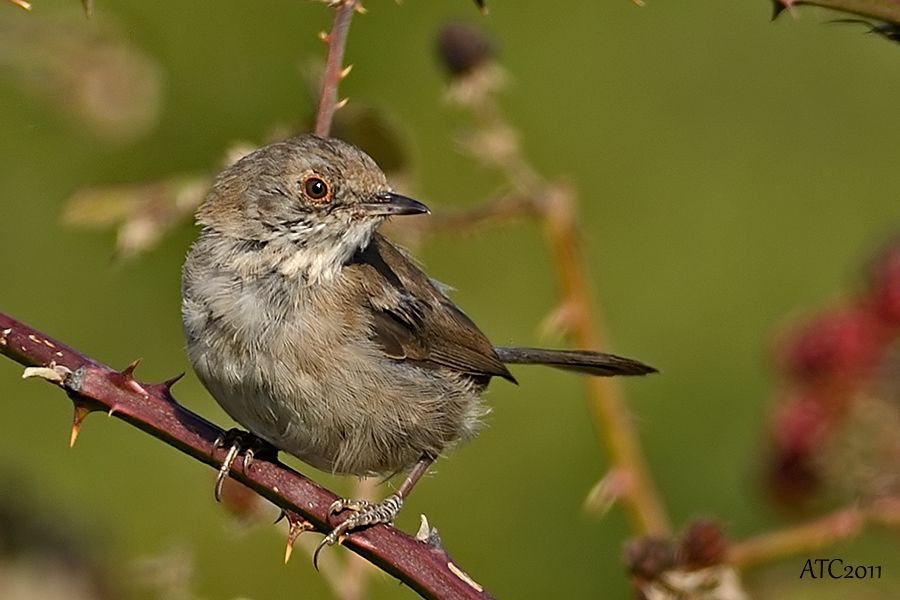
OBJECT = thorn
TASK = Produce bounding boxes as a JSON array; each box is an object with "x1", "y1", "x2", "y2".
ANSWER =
[
  {"x1": 340, "y1": 64, "x2": 354, "y2": 79},
  {"x1": 415, "y1": 514, "x2": 431, "y2": 541},
  {"x1": 414, "y1": 514, "x2": 445, "y2": 549},
  {"x1": 538, "y1": 301, "x2": 578, "y2": 339},
  {"x1": 118, "y1": 360, "x2": 148, "y2": 396},
  {"x1": 354, "y1": 1, "x2": 367, "y2": 14},
  {"x1": 121, "y1": 358, "x2": 142, "y2": 380},
  {"x1": 284, "y1": 513, "x2": 315, "y2": 564},
  {"x1": 583, "y1": 469, "x2": 629, "y2": 516},
  {"x1": 9, "y1": 0, "x2": 32, "y2": 10},
  {"x1": 162, "y1": 372, "x2": 185, "y2": 392},
  {"x1": 319, "y1": 31, "x2": 330, "y2": 43},
  {"x1": 335, "y1": 97, "x2": 349, "y2": 110},
  {"x1": 108, "y1": 404, "x2": 120, "y2": 418},
  {"x1": 146, "y1": 372, "x2": 185, "y2": 399},
  {"x1": 70, "y1": 403, "x2": 93, "y2": 448},
  {"x1": 771, "y1": 0, "x2": 793, "y2": 21}
]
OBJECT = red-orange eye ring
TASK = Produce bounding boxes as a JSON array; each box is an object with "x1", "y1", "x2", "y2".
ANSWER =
[{"x1": 302, "y1": 175, "x2": 331, "y2": 202}]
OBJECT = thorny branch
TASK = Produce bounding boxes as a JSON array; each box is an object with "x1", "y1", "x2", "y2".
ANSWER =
[
  {"x1": 0, "y1": 312, "x2": 493, "y2": 600},
  {"x1": 315, "y1": 0, "x2": 359, "y2": 137}
]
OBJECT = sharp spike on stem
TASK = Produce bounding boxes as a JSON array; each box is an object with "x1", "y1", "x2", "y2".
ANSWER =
[
  {"x1": 121, "y1": 358, "x2": 142, "y2": 379},
  {"x1": 319, "y1": 31, "x2": 330, "y2": 43},
  {"x1": 340, "y1": 64, "x2": 354, "y2": 79},
  {"x1": 335, "y1": 97, "x2": 349, "y2": 110},
  {"x1": 70, "y1": 403, "x2": 92, "y2": 448},
  {"x1": 354, "y1": 2, "x2": 367, "y2": 14},
  {"x1": 162, "y1": 372, "x2": 185, "y2": 392},
  {"x1": 284, "y1": 513, "x2": 314, "y2": 563}
]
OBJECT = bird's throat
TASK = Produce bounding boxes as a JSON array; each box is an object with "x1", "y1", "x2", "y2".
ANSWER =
[{"x1": 278, "y1": 221, "x2": 378, "y2": 284}]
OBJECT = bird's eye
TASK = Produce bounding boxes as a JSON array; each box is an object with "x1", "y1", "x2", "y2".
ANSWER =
[{"x1": 302, "y1": 176, "x2": 331, "y2": 202}]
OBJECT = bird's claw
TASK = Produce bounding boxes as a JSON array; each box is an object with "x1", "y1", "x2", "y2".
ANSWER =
[
  {"x1": 328, "y1": 497, "x2": 374, "y2": 514},
  {"x1": 213, "y1": 428, "x2": 276, "y2": 501},
  {"x1": 313, "y1": 493, "x2": 404, "y2": 569}
]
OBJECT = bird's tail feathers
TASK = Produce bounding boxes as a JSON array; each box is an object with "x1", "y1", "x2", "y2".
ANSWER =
[{"x1": 494, "y1": 346, "x2": 657, "y2": 377}]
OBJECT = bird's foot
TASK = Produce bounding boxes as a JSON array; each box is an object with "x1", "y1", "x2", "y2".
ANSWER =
[
  {"x1": 313, "y1": 494, "x2": 404, "y2": 568},
  {"x1": 213, "y1": 428, "x2": 277, "y2": 501}
]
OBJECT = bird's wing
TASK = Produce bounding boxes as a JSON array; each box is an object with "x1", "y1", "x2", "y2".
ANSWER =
[{"x1": 344, "y1": 233, "x2": 515, "y2": 383}]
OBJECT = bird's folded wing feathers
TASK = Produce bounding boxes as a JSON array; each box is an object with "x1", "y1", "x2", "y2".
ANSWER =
[{"x1": 345, "y1": 234, "x2": 516, "y2": 382}]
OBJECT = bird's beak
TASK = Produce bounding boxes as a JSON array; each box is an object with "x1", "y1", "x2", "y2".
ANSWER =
[{"x1": 360, "y1": 192, "x2": 431, "y2": 216}]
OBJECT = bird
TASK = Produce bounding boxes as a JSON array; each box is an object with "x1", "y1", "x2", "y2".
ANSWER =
[{"x1": 181, "y1": 134, "x2": 656, "y2": 558}]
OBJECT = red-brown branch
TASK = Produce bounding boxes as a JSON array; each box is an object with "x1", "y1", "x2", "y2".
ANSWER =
[
  {"x1": 0, "y1": 311, "x2": 493, "y2": 600},
  {"x1": 314, "y1": 0, "x2": 357, "y2": 137}
]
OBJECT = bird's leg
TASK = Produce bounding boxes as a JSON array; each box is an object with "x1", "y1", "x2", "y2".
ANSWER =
[
  {"x1": 213, "y1": 428, "x2": 278, "y2": 501},
  {"x1": 314, "y1": 455, "x2": 434, "y2": 566}
]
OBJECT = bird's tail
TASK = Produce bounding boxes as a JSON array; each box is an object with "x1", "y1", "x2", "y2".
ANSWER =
[{"x1": 494, "y1": 346, "x2": 656, "y2": 377}]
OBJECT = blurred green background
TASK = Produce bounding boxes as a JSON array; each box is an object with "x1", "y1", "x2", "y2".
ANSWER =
[{"x1": 1, "y1": 0, "x2": 899, "y2": 598}]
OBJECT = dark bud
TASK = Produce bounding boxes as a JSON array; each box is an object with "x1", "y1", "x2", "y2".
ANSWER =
[
  {"x1": 436, "y1": 22, "x2": 495, "y2": 77},
  {"x1": 624, "y1": 536, "x2": 677, "y2": 579},
  {"x1": 677, "y1": 518, "x2": 727, "y2": 568}
]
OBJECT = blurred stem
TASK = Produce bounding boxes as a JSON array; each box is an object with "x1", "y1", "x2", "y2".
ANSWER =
[
  {"x1": 728, "y1": 497, "x2": 900, "y2": 569},
  {"x1": 452, "y1": 73, "x2": 671, "y2": 536},
  {"x1": 315, "y1": 0, "x2": 357, "y2": 137},
  {"x1": 540, "y1": 186, "x2": 670, "y2": 535}
]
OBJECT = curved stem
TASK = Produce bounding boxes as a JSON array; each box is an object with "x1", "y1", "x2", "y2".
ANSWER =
[{"x1": 539, "y1": 186, "x2": 670, "y2": 535}]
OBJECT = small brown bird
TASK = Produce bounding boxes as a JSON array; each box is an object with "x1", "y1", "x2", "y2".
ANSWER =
[{"x1": 181, "y1": 135, "x2": 654, "y2": 556}]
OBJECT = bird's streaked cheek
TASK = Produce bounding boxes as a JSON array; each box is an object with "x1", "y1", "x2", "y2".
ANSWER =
[{"x1": 348, "y1": 207, "x2": 369, "y2": 221}]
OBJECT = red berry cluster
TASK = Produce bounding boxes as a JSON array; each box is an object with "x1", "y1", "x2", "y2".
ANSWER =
[{"x1": 768, "y1": 237, "x2": 900, "y2": 504}]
